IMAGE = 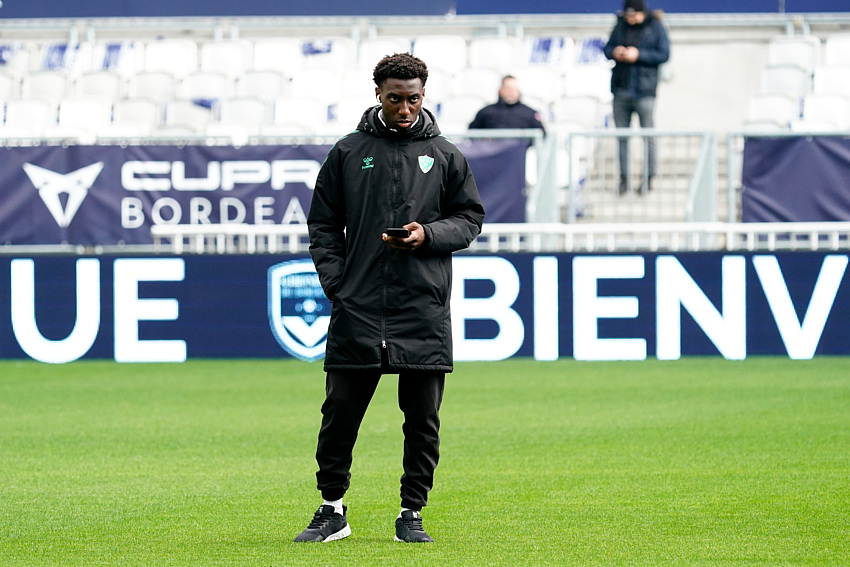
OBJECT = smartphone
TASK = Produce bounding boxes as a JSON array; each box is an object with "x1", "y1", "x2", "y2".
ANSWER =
[{"x1": 385, "y1": 228, "x2": 410, "y2": 238}]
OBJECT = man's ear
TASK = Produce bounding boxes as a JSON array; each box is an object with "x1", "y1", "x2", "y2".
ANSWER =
[{"x1": 375, "y1": 87, "x2": 381, "y2": 101}]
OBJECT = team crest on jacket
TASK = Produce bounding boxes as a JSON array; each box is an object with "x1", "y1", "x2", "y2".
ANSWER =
[
  {"x1": 268, "y1": 260, "x2": 330, "y2": 362},
  {"x1": 418, "y1": 155, "x2": 434, "y2": 173}
]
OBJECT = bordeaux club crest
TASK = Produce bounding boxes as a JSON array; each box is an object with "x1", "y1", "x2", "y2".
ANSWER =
[{"x1": 268, "y1": 260, "x2": 330, "y2": 362}]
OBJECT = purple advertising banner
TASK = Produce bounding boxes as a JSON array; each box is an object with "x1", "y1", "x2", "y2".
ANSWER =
[
  {"x1": 0, "y1": 140, "x2": 526, "y2": 246},
  {"x1": 0, "y1": 252, "x2": 847, "y2": 362},
  {"x1": 741, "y1": 136, "x2": 850, "y2": 223}
]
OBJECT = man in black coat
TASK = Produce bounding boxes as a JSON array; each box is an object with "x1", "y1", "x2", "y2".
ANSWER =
[
  {"x1": 295, "y1": 52, "x2": 485, "y2": 544},
  {"x1": 468, "y1": 75, "x2": 546, "y2": 132},
  {"x1": 604, "y1": 0, "x2": 670, "y2": 195}
]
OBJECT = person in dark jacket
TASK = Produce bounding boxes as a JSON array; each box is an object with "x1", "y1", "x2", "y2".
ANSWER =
[
  {"x1": 603, "y1": 0, "x2": 670, "y2": 195},
  {"x1": 295, "y1": 52, "x2": 485, "y2": 544},
  {"x1": 468, "y1": 75, "x2": 546, "y2": 132}
]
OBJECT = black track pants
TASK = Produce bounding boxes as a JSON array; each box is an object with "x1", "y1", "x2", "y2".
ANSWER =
[{"x1": 314, "y1": 367, "x2": 445, "y2": 511}]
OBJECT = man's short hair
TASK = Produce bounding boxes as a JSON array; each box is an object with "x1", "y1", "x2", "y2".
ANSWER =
[{"x1": 373, "y1": 53, "x2": 428, "y2": 88}]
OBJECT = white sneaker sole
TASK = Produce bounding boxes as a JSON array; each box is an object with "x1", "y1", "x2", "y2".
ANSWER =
[{"x1": 323, "y1": 524, "x2": 351, "y2": 543}]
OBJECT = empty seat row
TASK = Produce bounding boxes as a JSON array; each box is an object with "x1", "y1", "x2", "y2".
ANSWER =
[
  {"x1": 0, "y1": 61, "x2": 614, "y2": 109},
  {"x1": 0, "y1": 34, "x2": 607, "y2": 81},
  {"x1": 745, "y1": 92, "x2": 850, "y2": 131},
  {"x1": 0, "y1": 89, "x2": 607, "y2": 143}
]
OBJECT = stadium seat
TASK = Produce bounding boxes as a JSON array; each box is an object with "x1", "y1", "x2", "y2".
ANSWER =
[
  {"x1": 762, "y1": 63, "x2": 812, "y2": 99},
  {"x1": 57, "y1": 96, "x2": 113, "y2": 131},
  {"x1": 333, "y1": 95, "x2": 377, "y2": 129},
  {"x1": 515, "y1": 66, "x2": 564, "y2": 103},
  {"x1": 813, "y1": 66, "x2": 850, "y2": 96},
  {"x1": 3, "y1": 98, "x2": 57, "y2": 136},
  {"x1": 357, "y1": 36, "x2": 412, "y2": 68},
  {"x1": 523, "y1": 36, "x2": 576, "y2": 71},
  {"x1": 289, "y1": 68, "x2": 342, "y2": 105},
  {"x1": 273, "y1": 97, "x2": 329, "y2": 135},
  {"x1": 37, "y1": 42, "x2": 92, "y2": 75},
  {"x1": 21, "y1": 70, "x2": 70, "y2": 103},
  {"x1": 235, "y1": 70, "x2": 289, "y2": 100},
  {"x1": 177, "y1": 71, "x2": 230, "y2": 101},
  {"x1": 126, "y1": 71, "x2": 176, "y2": 101},
  {"x1": 420, "y1": 69, "x2": 454, "y2": 106},
  {"x1": 437, "y1": 94, "x2": 487, "y2": 132},
  {"x1": 824, "y1": 33, "x2": 850, "y2": 68},
  {"x1": 563, "y1": 64, "x2": 612, "y2": 101},
  {"x1": 552, "y1": 95, "x2": 604, "y2": 128},
  {"x1": 91, "y1": 40, "x2": 145, "y2": 77},
  {"x1": 75, "y1": 70, "x2": 123, "y2": 99},
  {"x1": 113, "y1": 98, "x2": 163, "y2": 129},
  {"x1": 746, "y1": 92, "x2": 799, "y2": 127},
  {"x1": 252, "y1": 38, "x2": 304, "y2": 74},
  {"x1": 219, "y1": 97, "x2": 270, "y2": 125},
  {"x1": 0, "y1": 71, "x2": 18, "y2": 100},
  {"x1": 768, "y1": 35, "x2": 821, "y2": 75},
  {"x1": 0, "y1": 41, "x2": 36, "y2": 74},
  {"x1": 200, "y1": 40, "x2": 253, "y2": 80},
  {"x1": 300, "y1": 37, "x2": 357, "y2": 70},
  {"x1": 455, "y1": 66, "x2": 502, "y2": 100},
  {"x1": 164, "y1": 99, "x2": 215, "y2": 132},
  {"x1": 144, "y1": 38, "x2": 198, "y2": 76},
  {"x1": 342, "y1": 68, "x2": 375, "y2": 97},
  {"x1": 800, "y1": 93, "x2": 850, "y2": 130},
  {"x1": 468, "y1": 37, "x2": 521, "y2": 74},
  {"x1": 49, "y1": 99, "x2": 109, "y2": 143},
  {"x1": 412, "y1": 35, "x2": 467, "y2": 74}
]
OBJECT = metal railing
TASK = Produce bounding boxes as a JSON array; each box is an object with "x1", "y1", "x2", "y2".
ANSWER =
[
  {"x1": 150, "y1": 221, "x2": 850, "y2": 254},
  {"x1": 562, "y1": 129, "x2": 717, "y2": 225}
]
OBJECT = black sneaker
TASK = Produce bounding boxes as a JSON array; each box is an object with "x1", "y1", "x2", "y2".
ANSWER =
[
  {"x1": 394, "y1": 510, "x2": 434, "y2": 543},
  {"x1": 294, "y1": 505, "x2": 351, "y2": 542}
]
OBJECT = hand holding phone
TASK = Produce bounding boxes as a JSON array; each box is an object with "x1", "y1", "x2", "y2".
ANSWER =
[{"x1": 385, "y1": 227, "x2": 410, "y2": 238}]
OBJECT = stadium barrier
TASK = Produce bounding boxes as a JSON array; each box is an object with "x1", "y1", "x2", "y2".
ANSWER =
[
  {"x1": 150, "y1": 221, "x2": 850, "y2": 254},
  {"x1": 2, "y1": 251, "x2": 848, "y2": 362}
]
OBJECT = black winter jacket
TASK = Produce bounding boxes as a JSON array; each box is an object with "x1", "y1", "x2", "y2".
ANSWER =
[
  {"x1": 308, "y1": 106, "x2": 485, "y2": 372},
  {"x1": 603, "y1": 12, "x2": 670, "y2": 98}
]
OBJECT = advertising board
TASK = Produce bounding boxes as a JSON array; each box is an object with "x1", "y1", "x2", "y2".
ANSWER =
[{"x1": 1, "y1": 252, "x2": 847, "y2": 362}]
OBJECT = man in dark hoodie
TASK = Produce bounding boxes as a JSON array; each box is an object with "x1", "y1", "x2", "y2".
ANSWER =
[
  {"x1": 604, "y1": 0, "x2": 670, "y2": 195},
  {"x1": 295, "y1": 52, "x2": 485, "y2": 544}
]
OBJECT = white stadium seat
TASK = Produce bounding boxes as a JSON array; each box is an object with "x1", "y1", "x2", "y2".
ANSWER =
[
  {"x1": 412, "y1": 35, "x2": 467, "y2": 74},
  {"x1": 468, "y1": 37, "x2": 521, "y2": 74},
  {"x1": 126, "y1": 71, "x2": 176, "y2": 101},
  {"x1": 21, "y1": 70, "x2": 69, "y2": 103},
  {"x1": 252, "y1": 38, "x2": 304, "y2": 74},
  {"x1": 768, "y1": 35, "x2": 821, "y2": 75},
  {"x1": 144, "y1": 38, "x2": 198, "y2": 76},
  {"x1": 235, "y1": 70, "x2": 289, "y2": 100},
  {"x1": 358, "y1": 37, "x2": 412, "y2": 68},
  {"x1": 200, "y1": 40, "x2": 253, "y2": 80},
  {"x1": 75, "y1": 71, "x2": 123, "y2": 99}
]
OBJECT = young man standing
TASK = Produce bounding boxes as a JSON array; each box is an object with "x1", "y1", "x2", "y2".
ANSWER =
[{"x1": 295, "y1": 52, "x2": 485, "y2": 543}]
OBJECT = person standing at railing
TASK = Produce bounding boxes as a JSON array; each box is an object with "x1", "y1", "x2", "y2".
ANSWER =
[
  {"x1": 296, "y1": 52, "x2": 485, "y2": 545},
  {"x1": 603, "y1": 0, "x2": 670, "y2": 195},
  {"x1": 468, "y1": 75, "x2": 546, "y2": 133}
]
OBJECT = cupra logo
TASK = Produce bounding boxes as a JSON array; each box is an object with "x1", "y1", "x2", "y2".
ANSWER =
[{"x1": 22, "y1": 162, "x2": 105, "y2": 227}]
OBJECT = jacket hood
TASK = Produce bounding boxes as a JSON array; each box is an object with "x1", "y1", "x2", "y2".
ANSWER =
[
  {"x1": 357, "y1": 105, "x2": 441, "y2": 140},
  {"x1": 617, "y1": 9, "x2": 663, "y2": 22}
]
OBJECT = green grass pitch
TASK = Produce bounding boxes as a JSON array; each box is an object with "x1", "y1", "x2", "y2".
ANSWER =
[{"x1": 1, "y1": 357, "x2": 848, "y2": 566}]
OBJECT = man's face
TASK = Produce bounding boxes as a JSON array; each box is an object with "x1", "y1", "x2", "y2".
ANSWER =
[
  {"x1": 624, "y1": 10, "x2": 645, "y2": 25},
  {"x1": 499, "y1": 78, "x2": 521, "y2": 105},
  {"x1": 376, "y1": 77, "x2": 425, "y2": 130}
]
